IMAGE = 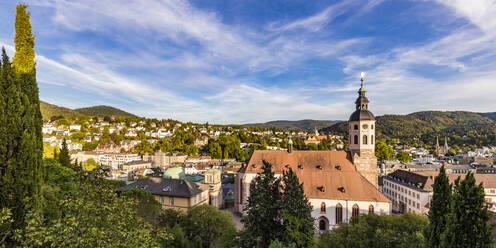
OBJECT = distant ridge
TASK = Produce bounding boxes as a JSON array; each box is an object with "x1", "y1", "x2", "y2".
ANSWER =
[
  {"x1": 75, "y1": 105, "x2": 137, "y2": 117},
  {"x1": 321, "y1": 110, "x2": 496, "y2": 146},
  {"x1": 40, "y1": 101, "x2": 138, "y2": 120},
  {"x1": 243, "y1": 119, "x2": 339, "y2": 131}
]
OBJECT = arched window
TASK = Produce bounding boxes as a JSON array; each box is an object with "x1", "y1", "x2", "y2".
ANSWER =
[
  {"x1": 335, "y1": 203, "x2": 343, "y2": 224},
  {"x1": 354, "y1": 124, "x2": 358, "y2": 130},
  {"x1": 318, "y1": 217, "x2": 329, "y2": 231},
  {"x1": 321, "y1": 202, "x2": 326, "y2": 213},
  {"x1": 352, "y1": 204, "x2": 359, "y2": 217},
  {"x1": 368, "y1": 205, "x2": 374, "y2": 214},
  {"x1": 371, "y1": 124, "x2": 374, "y2": 129},
  {"x1": 354, "y1": 135, "x2": 358, "y2": 145},
  {"x1": 363, "y1": 135, "x2": 367, "y2": 145},
  {"x1": 371, "y1": 135, "x2": 374, "y2": 145}
]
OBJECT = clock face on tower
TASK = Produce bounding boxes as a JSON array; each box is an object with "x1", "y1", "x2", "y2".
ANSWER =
[{"x1": 362, "y1": 124, "x2": 368, "y2": 129}]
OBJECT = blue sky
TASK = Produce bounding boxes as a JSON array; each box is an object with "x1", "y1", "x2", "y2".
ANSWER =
[{"x1": 0, "y1": 0, "x2": 495, "y2": 124}]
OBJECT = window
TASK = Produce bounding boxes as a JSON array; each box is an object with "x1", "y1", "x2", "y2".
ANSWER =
[
  {"x1": 170, "y1": 197, "x2": 174, "y2": 206},
  {"x1": 371, "y1": 135, "x2": 374, "y2": 144},
  {"x1": 368, "y1": 205, "x2": 374, "y2": 214},
  {"x1": 417, "y1": 194, "x2": 420, "y2": 199},
  {"x1": 354, "y1": 135, "x2": 358, "y2": 144},
  {"x1": 363, "y1": 135, "x2": 367, "y2": 145},
  {"x1": 352, "y1": 204, "x2": 359, "y2": 218},
  {"x1": 321, "y1": 202, "x2": 326, "y2": 213},
  {"x1": 354, "y1": 125, "x2": 358, "y2": 130},
  {"x1": 371, "y1": 124, "x2": 374, "y2": 129},
  {"x1": 362, "y1": 124, "x2": 368, "y2": 129},
  {"x1": 160, "y1": 197, "x2": 164, "y2": 205},
  {"x1": 417, "y1": 202, "x2": 420, "y2": 209},
  {"x1": 335, "y1": 203, "x2": 343, "y2": 224}
]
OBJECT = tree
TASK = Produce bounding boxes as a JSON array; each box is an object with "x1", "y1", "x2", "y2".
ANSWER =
[
  {"x1": 208, "y1": 142, "x2": 223, "y2": 159},
  {"x1": 120, "y1": 189, "x2": 162, "y2": 225},
  {"x1": 440, "y1": 172, "x2": 493, "y2": 248},
  {"x1": 16, "y1": 169, "x2": 172, "y2": 247},
  {"x1": 58, "y1": 138, "x2": 71, "y2": 167},
  {"x1": 375, "y1": 139, "x2": 393, "y2": 160},
  {"x1": 396, "y1": 150, "x2": 411, "y2": 163},
  {"x1": 181, "y1": 204, "x2": 237, "y2": 248},
  {"x1": 241, "y1": 160, "x2": 284, "y2": 248},
  {"x1": 280, "y1": 168, "x2": 315, "y2": 248},
  {"x1": 318, "y1": 213, "x2": 428, "y2": 248},
  {"x1": 424, "y1": 165, "x2": 452, "y2": 248},
  {"x1": 0, "y1": 208, "x2": 13, "y2": 246}
]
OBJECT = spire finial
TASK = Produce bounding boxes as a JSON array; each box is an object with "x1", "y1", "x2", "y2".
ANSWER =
[{"x1": 360, "y1": 72, "x2": 365, "y2": 91}]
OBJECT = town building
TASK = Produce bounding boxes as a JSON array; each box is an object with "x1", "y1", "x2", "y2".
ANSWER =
[
  {"x1": 122, "y1": 160, "x2": 152, "y2": 172},
  {"x1": 435, "y1": 136, "x2": 450, "y2": 156},
  {"x1": 117, "y1": 177, "x2": 210, "y2": 212},
  {"x1": 304, "y1": 128, "x2": 327, "y2": 145},
  {"x1": 382, "y1": 169, "x2": 496, "y2": 214},
  {"x1": 143, "y1": 151, "x2": 188, "y2": 167},
  {"x1": 235, "y1": 75, "x2": 391, "y2": 232}
]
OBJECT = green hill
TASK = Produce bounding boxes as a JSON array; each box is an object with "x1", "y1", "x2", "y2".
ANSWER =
[
  {"x1": 74, "y1": 105, "x2": 137, "y2": 117},
  {"x1": 322, "y1": 111, "x2": 496, "y2": 147},
  {"x1": 479, "y1": 112, "x2": 496, "y2": 122},
  {"x1": 243, "y1": 119, "x2": 339, "y2": 131},
  {"x1": 40, "y1": 101, "x2": 83, "y2": 121}
]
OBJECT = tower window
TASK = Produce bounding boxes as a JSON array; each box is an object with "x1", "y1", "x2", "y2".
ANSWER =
[
  {"x1": 321, "y1": 202, "x2": 326, "y2": 213},
  {"x1": 371, "y1": 124, "x2": 374, "y2": 129},
  {"x1": 362, "y1": 124, "x2": 368, "y2": 129},
  {"x1": 354, "y1": 135, "x2": 358, "y2": 144},
  {"x1": 371, "y1": 135, "x2": 374, "y2": 145},
  {"x1": 363, "y1": 135, "x2": 367, "y2": 145},
  {"x1": 354, "y1": 125, "x2": 358, "y2": 130}
]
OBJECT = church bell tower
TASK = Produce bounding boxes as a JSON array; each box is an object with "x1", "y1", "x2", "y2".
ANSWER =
[{"x1": 348, "y1": 72, "x2": 378, "y2": 188}]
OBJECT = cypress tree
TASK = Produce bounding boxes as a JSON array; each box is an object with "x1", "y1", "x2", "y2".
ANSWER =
[
  {"x1": 440, "y1": 172, "x2": 493, "y2": 248},
  {"x1": 424, "y1": 165, "x2": 452, "y2": 248},
  {"x1": 241, "y1": 160, "x2": 284, "y2": 248},
  {"x1": 281, "y1": 168, "x2": 314, "y2": 248},
  {"x1": 0, "y1": 48, "x2": 27, "y2": 227},
  {"x1": 59, "y1": 138, "x2": 71, "y2": 167},
  {"x1": 14, "y1": 3, "x2": 43, "y2": 209},
  {"x1": 0, "y1": 49, "x2": 4, "y2": 179}
]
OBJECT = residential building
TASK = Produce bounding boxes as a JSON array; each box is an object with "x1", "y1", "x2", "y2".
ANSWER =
[
  {"x1": 122, "y1": 160, "x2": 152, "y2": 172},
  {"x1": 117, "y1": 177, "x2": 209, "y2": 212}
]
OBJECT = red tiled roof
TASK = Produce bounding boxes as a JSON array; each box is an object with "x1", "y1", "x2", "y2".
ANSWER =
[{"x1": 245, "y1": 150, "x2": 390, "y2": 203}]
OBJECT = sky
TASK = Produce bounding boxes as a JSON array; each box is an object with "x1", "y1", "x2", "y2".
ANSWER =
[{"x1": 0, "y1": 0, "x2": 495, "y2": 124}]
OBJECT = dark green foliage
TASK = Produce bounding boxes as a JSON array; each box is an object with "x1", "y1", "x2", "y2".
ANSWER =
[
  {"x1": 162, "y1": 224, "x2": 192, "y2": 248},
  {"x1": 424, "y1": 165, "x2": 451, "y2": 248},
  {"x1": 318, "y1": 213, "x2": 428, "y2": 248},
  {"x1": 16, "y1": 168, "x2": 171, "y2": 247},
  {"x1": 281, "y1": 168, "x2": 315, "y2": 248},
  {"x1": 241, "y1": 160, "x2": 284, "y2": 248},
  {"x1": 440, "y1": 172, "x2": 493, "y2": 248},
  {"x1": 181, "y1": 204, "x2": 238, "y2": 248},
  {"x1": 159, "y1": 209, "x2": 185, "y2": 229},
  {"x1": 58, "y1": 138, "x2": 71, "y2": 167},
  {"x1": 120, "y1": 189, "x2": 162, "y2": 224}
]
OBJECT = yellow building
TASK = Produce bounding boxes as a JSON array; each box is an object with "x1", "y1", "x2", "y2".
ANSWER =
[{"x1": 117, "y1": 177, "x2": 209, "y2": 212}]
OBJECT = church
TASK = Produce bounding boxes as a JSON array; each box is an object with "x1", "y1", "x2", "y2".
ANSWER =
[{"x1": 234, "y1": 74, "x2": 391, "y2": 231}]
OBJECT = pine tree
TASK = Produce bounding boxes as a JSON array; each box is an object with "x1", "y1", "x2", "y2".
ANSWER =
[
  {"x1": 440, "y1": 172, "x2": 493, "y2": 248},
  {"x1": 424, "y1": 165, "x2": 452, "y2": 248},
  {"x1": 281, "y1": 168, "x2": 314, "y2": 248},
  {"x1": 241, "y1": 160, "x2": 284, "y2": 248},
  {"x1": 59, "y1": 139, "x2": 71, "y2": 167},
  {"x1": 0, "y1": 49, "x2": 5, "y2": 182}
]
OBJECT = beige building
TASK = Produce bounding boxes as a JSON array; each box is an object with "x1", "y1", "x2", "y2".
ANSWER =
[
  {"x1": 117, "y1": 177, "x2": 209, "y2": 212},
  {"x1": 204, "y1": 168, "x2": 223, "y2": 208}
]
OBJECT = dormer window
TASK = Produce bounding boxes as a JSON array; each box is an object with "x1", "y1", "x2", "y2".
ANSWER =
[
  {"x1": 318, "y1": 186, "x2": 325, "y2": 192},
  {"x1": 316, "y1": 165, "x2": 322, "y2": 170}
]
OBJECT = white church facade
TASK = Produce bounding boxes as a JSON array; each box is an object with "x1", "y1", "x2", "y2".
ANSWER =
[{"x1": 234, "y1": 74, "x2": 391, "y2": 231}]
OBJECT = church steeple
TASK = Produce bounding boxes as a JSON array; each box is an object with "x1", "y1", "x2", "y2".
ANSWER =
[{"x1": 356, "y1": 72, "x2": 369, "y2": 111}]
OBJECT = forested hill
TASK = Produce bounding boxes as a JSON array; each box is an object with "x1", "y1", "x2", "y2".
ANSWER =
[
  {"x1": 322, "y1": 111, "x2": 496, "y2": 147},
  {"x1": 40, "y1": 101, "x2": 138, "y2": 120},
  {"x1": 74, "y1": 105, "x2": 137, "y2": 118},
  {"x1": 243, "y1": 119, "x2": 339, "y2": 131},
  {"x1": 40, "y1": 101, "x2": 83, "y2": 121}
]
